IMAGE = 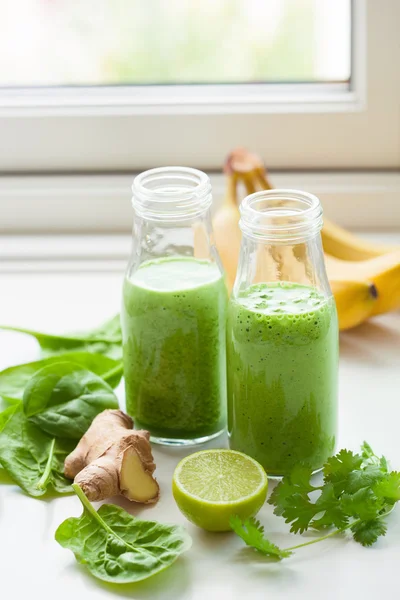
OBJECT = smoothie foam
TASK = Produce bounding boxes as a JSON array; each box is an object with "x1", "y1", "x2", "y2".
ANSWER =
[
  {"x1": 122, "y1": 257, "x2": 227, "y2": 440},
  {"x1": 227, "y1": 282, "x2": 338, "y2": 475}
]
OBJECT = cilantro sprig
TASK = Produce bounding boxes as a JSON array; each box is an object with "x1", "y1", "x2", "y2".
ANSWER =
[
  {"x1": 231, "y1": 442, "x2": 399, "y2": 559},
  {"x1": 230, "y1": 516, "x2": 292, "y2": 560}
]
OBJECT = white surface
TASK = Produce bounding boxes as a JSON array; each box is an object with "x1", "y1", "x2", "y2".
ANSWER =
[{"x1": 1, "y1": 249, "x2": 400, "y2": 599}]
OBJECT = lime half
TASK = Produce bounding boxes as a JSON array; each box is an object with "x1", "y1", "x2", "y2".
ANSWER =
[{"x1": 172, "y1": 449, "x2": 268, "y2": 532}]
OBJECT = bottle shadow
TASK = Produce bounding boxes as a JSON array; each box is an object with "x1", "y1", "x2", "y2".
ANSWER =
[{"x1": 339, "y1": 315, "x2": 400, "y2": 363}]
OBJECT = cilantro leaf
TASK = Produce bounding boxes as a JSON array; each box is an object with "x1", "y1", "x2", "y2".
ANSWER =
[
  {"x1": 360, "y1": 441, "x2": 387, "y2": 469},
  {"x1": 341, "y1": 487, "x2": 384, "y2": 521},
  {"x1": 281, "y1": 493, "x2": 319, "y2": 534},
  {"x1": 345, "y1": 464, "x2": 386, "y2": 495},
  {"x1": 230, "y1": 516, "x2": 292, "y2": 560},
  {"x1": 361, "y1": 441, "x2": 390, "y2": 473},
  {"x1": 268, "y1": 477, "x2": 297, "y2": 517},
  {"x1": 361, "y1": 441, "x2": 376, "y2": 461},
  {"x1": 284, "y1": 483, "x2": 349, "y2": 533},
  {"x1": 268, "y1": 463, "x2": 317, "y2": 517},
  {"x1": 351, "y1": 518, "x2": 387, "y2": 547},
  {"x1": 310, "y1": 484, "x2": 349, "y2": 530},
  {"x1": 269, "y1": 467, "x2": 348, "y2": 534},
  {"x1": 323, "y1": 449, "x2": 363, "y2": 494},
  {"x1": 374, "y1": 472, "x2": 400, "y2": 503},
  {"x1": 380, "y1": 456, "x2": 389, "y2": 473},
  {"x1": 264, "y1": 443, "x2": 399, "y2": 555}
]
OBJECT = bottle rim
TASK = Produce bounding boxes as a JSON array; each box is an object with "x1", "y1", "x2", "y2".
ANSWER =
[
  {"x1": 239, "y1": 189, "x2": 323, "y2": 243},
  {"x1": 132, "y1": 166, "x2": 212, "y2": 221}
]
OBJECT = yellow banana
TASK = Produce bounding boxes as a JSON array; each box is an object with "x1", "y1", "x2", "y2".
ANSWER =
[
  {"x1": 330, "y1": 280, "x2": 378, "y2": 330},
  {"x1": 212, "y1": 173, "x2": 241, "y2": 292},
  {"x1": 221, "y1": 147, "x2": 399, "y2": 262},
  {"x1": 212, "y1": 149, "x2": 273, "y2": 291},
  {"x1": 321, "y1": 219, "x2": 398, "y2": 261},
  {"x1": 326, "y1": 251, "x2": 400, "y2": 316}
]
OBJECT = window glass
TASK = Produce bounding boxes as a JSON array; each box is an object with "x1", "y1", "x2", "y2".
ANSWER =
[{"x1": 0, "y1": 0, "x2": 351, "y2": 87}]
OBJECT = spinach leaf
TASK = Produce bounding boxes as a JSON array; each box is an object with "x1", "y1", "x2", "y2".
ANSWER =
[
  {"x1": 0, "y1": 315, "x2": 122, "y2": 360},
  {"x1": 0, "y1": 352, "x2": 123, "y2": 404},
  {"x1": 0, "y1": 405, "x2": 74, "y2": 496},
  {"x1": 84, "y1": 314, "x2": 122, "y2": 339},
  {"x1": 23, "y1": 362, "x2": 119, "y2": 439},
  {"x1": 55, "y1": 484, "x2": 192, "y2": 583},
  {"x1": 0, "y1": 403, "x2": 20, "y2": 432}
]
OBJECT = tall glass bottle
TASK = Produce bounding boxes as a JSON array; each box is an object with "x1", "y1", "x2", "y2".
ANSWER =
[
  {"x1": 122, "y1": 167, "x2": 227, "y2": 445},
  {"x1": 227, "y1": 190, "x2": 338, "y2": 476}
]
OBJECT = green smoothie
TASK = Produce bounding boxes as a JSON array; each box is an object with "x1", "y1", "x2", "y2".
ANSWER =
[
  {"x1": 227, "y1": 282, "x2": 338, "y2": 475},
  {"x1": 122, "y1": 257, "x2": 227, "y2": 442}
]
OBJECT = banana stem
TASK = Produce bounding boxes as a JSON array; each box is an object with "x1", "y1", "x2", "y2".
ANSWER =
[
  {"x1": 241, "y1": 171, "x2": 260, "y2": 195},
  {"x1": 223, "y1": 148, "x2": 273, "y2": 199},
  {"x1": 256, "y1": 169, "x2": 273, "y2": 191},
  {"x1": 235, "y1": 168, "x2": 273, "y2": 197},
  {"x1": 224, "y1": 174, "x2": 238, "y2": 207}
]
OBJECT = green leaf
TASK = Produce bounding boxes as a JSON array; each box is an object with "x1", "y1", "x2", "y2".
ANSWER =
[
  {"x1": 380, "y1": 456, "x2": 389, "y2": 472},
  {"x1": 230, "y1": 516, "x2": 292, "y2": 560},
  {"x1": 344, "y1": 465, "x2": 387, "y2": 495},
  {"x1": 55, "y1": 484, "x2": 192, "y2": 583},
  {"x1": 0, "y1": 403, "x2": 20, "y2": 432},
  {"x1": 245, "y1": 444, "x2": 399, "y2": 555},
  {"x1": 268, "y1": 477, "x2": 296, "y2": 517},
  {"x1": 324, "y1": 449, "x2": 364, "y2": 482},
  {"x1": 373, "y1": 472, "x2": 400, "y2": 503},
  {"x1": 0, "y1": 352, "x2": 122, "y2": 403},
  {"x1": 340, "y1": 488, "x2": 383, "y2": 521},
  {"x1": 23, "y1": 362, "x2": 119, "y2": 440},
  {"x1": 361, "y1": 442, "x2": 389, "y2": 472},
  {"x1": 268, "y1": 463, "x2": 316, "y2": 517},
  {"x1": 281, "y1": 494, "x2": 320, "y2": 534},
  {"x1": 0, "y1": 315, "x2": 122, "y2": 360},
  {"x1": 0, "y1": 396, "x2": 11, "y2": 412},
  {"x1": 360, "y1": 441, "x2": 376, "y2": 461},
  {"x1": 323, "y1": 449, "x2": 363, "y2": 494},
  {"x1": 310, "y1": 484, "x2": 349, "y2": 530},
  {"x1": 0, "y1": 405, "x2": 74, "y2": 496},
  {"x1": 268, "y1": 464, "x2": 324, "y2": 533},
  {"x1": 351, "y1": 518, "x2": 387, "y2": 547},
  {"x1": 83, "y1": 314, "x2": 122, "y2": 339},
  {"x1": 269, "y1": 443, "x2": 399, "y2": 542}
]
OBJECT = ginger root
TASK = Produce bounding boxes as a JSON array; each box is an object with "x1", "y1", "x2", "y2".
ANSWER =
[{"x1": 64, "y1": 409, "x2": 160, "y2": 504}]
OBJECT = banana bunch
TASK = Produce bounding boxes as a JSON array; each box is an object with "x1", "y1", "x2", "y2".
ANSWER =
[{"x1": 213, "y1": 148, "x2": 400, "y2": 331}]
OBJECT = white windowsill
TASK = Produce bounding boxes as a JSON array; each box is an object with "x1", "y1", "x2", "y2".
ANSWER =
[
  {"x1": 1, "y1": 231, "x2": 399, "y2": 275},
  {"x1": 1, "y1": 171, "x2": 400, "y2": 234}
]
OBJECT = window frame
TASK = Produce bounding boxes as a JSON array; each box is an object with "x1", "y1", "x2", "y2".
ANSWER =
[{"x1": 0, "y1": 0, "x2": 399, "y2": 172}]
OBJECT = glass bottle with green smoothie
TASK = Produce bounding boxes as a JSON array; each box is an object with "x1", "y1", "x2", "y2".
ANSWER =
[
  {"x1": 121, "y1": 167, "x2": 227, "y2": 445},
  {"x1": 227, "y1": 189, "x2": 338, "y2": 476}
]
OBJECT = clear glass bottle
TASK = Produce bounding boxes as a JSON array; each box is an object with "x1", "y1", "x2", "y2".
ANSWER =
[
  {"x1": 227, "y1": 189, "x2": 338, "y2": 476},
  {"x1": 121, "y1": 167, "x2": 227, "y2": 445}
]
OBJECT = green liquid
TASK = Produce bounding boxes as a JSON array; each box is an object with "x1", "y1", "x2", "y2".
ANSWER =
[
  {"x1": 122, "y1": 257, "x2": 227, "y2": 441},
  {"x1": 227, "y1": 282, "x2": 338, "y2": 475}
]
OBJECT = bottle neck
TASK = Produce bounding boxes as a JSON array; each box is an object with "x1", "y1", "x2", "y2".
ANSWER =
[
  {"x1": 239, "y1": 189, "x2": 323, "y2": 244},
  {"x1": 132, "y1": 208, "x2": 215, "y2": 263},
  {"x1": 128, "y1": 167, "x2": 221, "y2": 276},
  {"x1": 132, "y1": 166, "x2": 212, "y2": 222},
  {"x1": 234, "y1": 190, "x2": 331, "y2": 298}
]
